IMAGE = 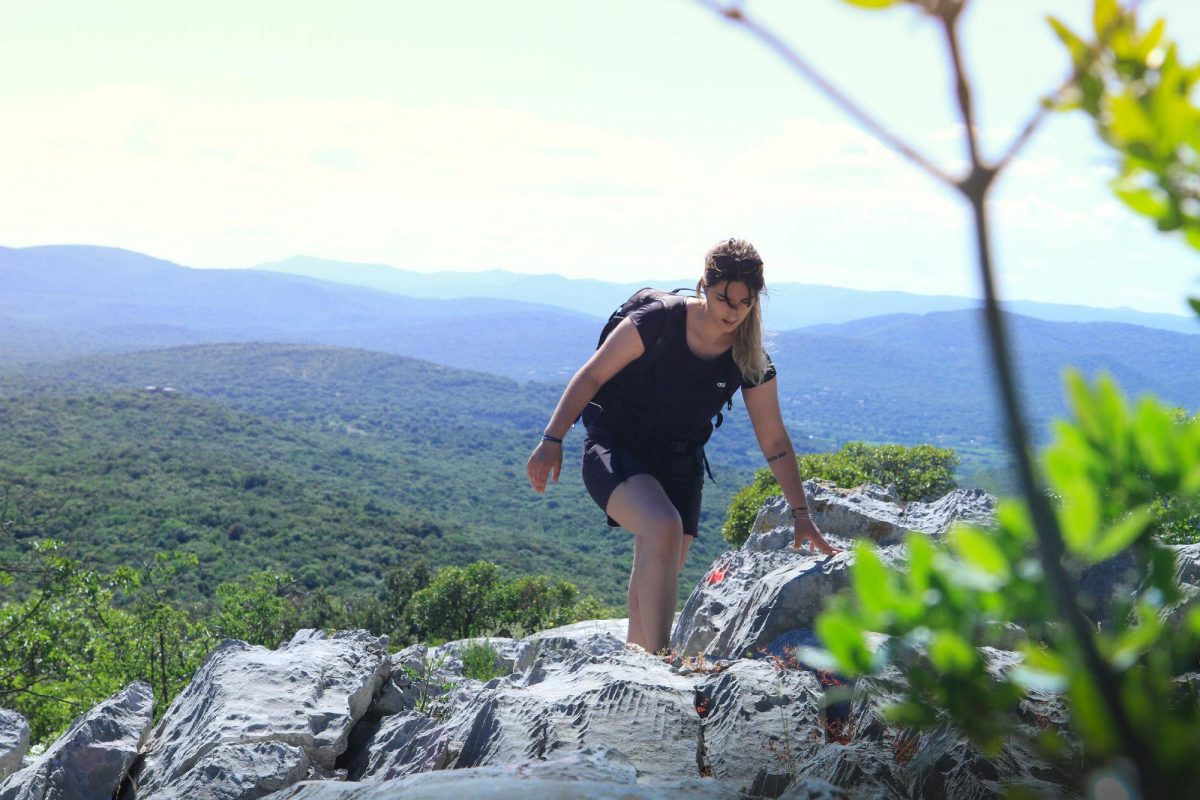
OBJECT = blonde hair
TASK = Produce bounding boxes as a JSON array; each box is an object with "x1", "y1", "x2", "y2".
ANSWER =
[{"x1": 697, "y1": 238, "x2": 771, "y2": 384}]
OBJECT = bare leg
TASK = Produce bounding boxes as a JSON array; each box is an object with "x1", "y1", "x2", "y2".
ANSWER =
[
  {"x1": 626, "y1": 566, "x2": 646, "y2": 647},
  {"x1": 678, "y1": 534, "x2": 693, "y2": 574},
  {"x1": 607, "y1": 474, "x2": 686, "y2": 653}
]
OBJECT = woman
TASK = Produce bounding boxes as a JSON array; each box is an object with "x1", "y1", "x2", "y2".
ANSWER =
[{"x1": 526, "y1": 238, "x2": 838, "y2": 654}]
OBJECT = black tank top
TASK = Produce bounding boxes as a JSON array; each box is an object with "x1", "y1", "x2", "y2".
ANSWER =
[{"x1": 585, "y1": 296, "x2": 775, "y2": 446}]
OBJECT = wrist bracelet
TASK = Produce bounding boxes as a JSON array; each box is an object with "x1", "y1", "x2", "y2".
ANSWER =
[
  {"x1": 541, "y1": 433, "x2": 563, "y2": 444},
  {"x1": 791, "y1": 507, "x2": 811, "y2": 519}
]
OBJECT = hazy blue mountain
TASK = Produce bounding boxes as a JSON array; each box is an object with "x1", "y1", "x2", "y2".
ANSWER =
[
  {"x1": 768, "y1": 310, "x2": 1200, "y2": 450},
  {"x1": 255, "y1": 255, "x2": 1200, "y2": 334},
  {"x1": 4, "y1": 244, "x2": 1196, "y2": 433},
  {"x1": 0, "y1": 245, "x2": 599, "y2": 378}
]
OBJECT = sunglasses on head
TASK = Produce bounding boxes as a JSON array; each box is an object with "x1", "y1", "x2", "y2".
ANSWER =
[{"x1": 709, "y1": 254, "x2": 763, "y2": 275}]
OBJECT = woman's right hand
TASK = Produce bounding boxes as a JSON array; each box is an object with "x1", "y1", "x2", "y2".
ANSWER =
[{"x1": 526, "y1": 440, "x2": 562, "y2": 494}]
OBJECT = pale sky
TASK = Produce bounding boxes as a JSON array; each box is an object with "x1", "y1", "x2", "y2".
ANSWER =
[{"x1": 2, "y1": 0, "x2": 1198, "y2": 314}]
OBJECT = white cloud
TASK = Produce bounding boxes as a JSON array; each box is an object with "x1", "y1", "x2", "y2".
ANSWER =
[
  {"x1": 0, "y1": 88, "x2": 969, "y2": 280},
  {"x1": 1, "y1": 85, "x2": 1192, "y2": 313}
]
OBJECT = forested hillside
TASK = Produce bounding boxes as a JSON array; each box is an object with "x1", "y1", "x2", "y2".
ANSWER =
[{"x1": 0, "y1": 344, "x2": 752, "y2": 603}]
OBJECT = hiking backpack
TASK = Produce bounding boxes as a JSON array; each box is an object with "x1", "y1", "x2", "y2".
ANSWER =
[{"x1": 589, "y1": 287, "x2": 737, "y2": 430}]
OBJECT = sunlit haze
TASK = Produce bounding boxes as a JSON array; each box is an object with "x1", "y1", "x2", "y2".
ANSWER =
[{"x1": 2, "y1": 0, "x2": 1198, "y2": 314}]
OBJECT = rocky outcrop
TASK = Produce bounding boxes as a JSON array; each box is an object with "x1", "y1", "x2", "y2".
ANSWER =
[
  {"x1": 0, "y1": 710, "x2": 28, "y2": 781},
  {"x1": 268, "y1": 746, "x2": 744, "y2": 798},
  {"x1": 361, "y1": 645, "x2": 700, "y2": 782},
  {"x1": 0, "y1": 681, "x2": 152, "y2": 800},
  {"x1": 146, "y1": 741, "x2": 316, "y2": 800},
  {"x1": 751, "y1": 481, "x2": 996, "y2": 545},
  {"x1": 123, "y1": 629, "x2": 389, "y2": 799},
  {"x1": 672, "y1": 483, "x2": 997, "y2": 660},
  {"x1": 13, "y1": 484, "x2": 1119, "y2": 798}
]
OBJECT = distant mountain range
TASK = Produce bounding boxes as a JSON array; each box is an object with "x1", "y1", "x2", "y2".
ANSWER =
[
  {"x1": 0, "y1": 245, "x2": 596, "y2": 379},
  {"x1": 0, "y1": 241, "x2": 1195, "y2": 465},
  {"x1": 255, "y1": 255, "x2": 1200, "y2": 334},
  {"x1": 3, "y1": 243, "x2": 1199, "y2": 600},
  {"x1": 4, "y1": 246, "x2": 1197, "y2": 396}
]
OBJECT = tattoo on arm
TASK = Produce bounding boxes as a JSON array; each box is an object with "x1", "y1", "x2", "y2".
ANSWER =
[{"x1": 766, "y1": 451, "x2": 788, "y2": 464}]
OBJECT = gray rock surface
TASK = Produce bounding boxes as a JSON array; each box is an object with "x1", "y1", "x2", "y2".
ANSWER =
[
  {"x1": 0, "y1": 710, "x2": 28, "y2": 781},
  {"x1": 693, "y1": 659, "x2": 827, "y2": 797},
  {"x1": 672, "y1": 541, "x2": 852, "y2": 660},
  {"x1": 266, "y1": 746, "x2": 741, "y2": 799},
  {"x1": 790, "y1": 741, "x2": 909, "y2": 800},
  {"x1": 776, "y1": 777, "x2": 853, "y2": 799},
  {"x1": 676, "y1": 484, "x2": 996, "y2": 660},
  {"x1": 146, "y1": 741, "x2": 315, "y2": 800},
  {"x1": 702, "y1": 556, "x2": 853, "y2": 661},
  {"x1": 126, "y1": 629, "x2": 388, "y2": 799},
  {"x1": 752, "y1": 481, "x2": 996, "y2": 545},
  {"x1": 361, "y1": 646, "x2": 698, "y2": 782},
  {"x1": 0, "y1": 681, "x2": 152, "y2": 800},
  {"x1": 525, "y1": 618, "x2": 629, "y2": 653}
]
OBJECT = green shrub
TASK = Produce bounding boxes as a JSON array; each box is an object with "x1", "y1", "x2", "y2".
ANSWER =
[
  {"x1": 460, "y1": 639, "x2": 503, "y2": 682},
  {"x1": 722, "y1": 442, "x2": 959, "y2": 546}
]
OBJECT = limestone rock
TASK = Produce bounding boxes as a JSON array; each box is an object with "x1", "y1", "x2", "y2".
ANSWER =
[
  {"x1": 0, "y1": 681, "x2": 152, "y2": 800},
  {"x1": 0, "y1": 710, "x2": 29, "y2": 781},
  {"x1": 360, "y1": 646, "x2": 698, "y2": 783},
  {"x1": 753, "y1": 482, "x2": 996, "y2": 545},
  {"x1": 677, "y1": 484, "x2": 995, "y2": 660},
  {"x1": 776, "y1": 777, "x2": 853, "y2": 799},
  {"x1": 126, "y1": 629, "x2": 388, "y2": 799},
  {"x1": 790, "y1": 740, "x2": 909, "y2": 800},
  {"x1": 145, "y1": 741, "x2": 316, "y2": 800},
  {"x1": 673, "y1": 545, "x2": 852, "y2": 660},
  {"x1": 693, "y1": 659, "x2": 827, "y2": 797},
  {"x1": 266, "y1": 746, "x2": 741, "y2": 799},
  {"x1": 348, "y1": 712, "x2": 448, "y2": 781},
  {"x1": 524, "y1": 618, "x2": 628, "y2": 655},
  {"x1": 672, "y1": 543, "x2": 824, "y2": 659},
  {"x1": 907, "y1": 726, "x2": 1078, "y2": 800}
]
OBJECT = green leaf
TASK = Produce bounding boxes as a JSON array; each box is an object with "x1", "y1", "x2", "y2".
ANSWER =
[
  {"x1": 1110, "y1": 603, "x2": 1163, "y2": 669},
  {"x1": 816, "y1": 613, "x2": 874, "y2": 674},
  {"x1": 929, "y1": 630, "x2": 977, "y2": 673},
  {"x1": 1047, "y1": 16, "x2": 1089, "y2": 67},
  {"x1": 906, "y1": 533, "x2": 934, "y2": 592},
  {"x1": 1108, "y1": 92, "x2": 1157, "y2": 147},
  {"x1": 1092, "y1": 0, "x2": 1120, "y2": 40},
  {"x1": 995, "y1": 499, "x2": 1036, "y2": 544},
  {"x1": 1113, "y1": 182, "x2": 1170, "y2": 219},
  {"x1": 851, "y1": 542, "x2": 893, "y2": 620},
  {"x1": 1068, "y1": 670, "x2": 1119, "y2": 753},
  {"x1": 950, "y1": 527, "x2": 1011, "y2": 581},
  {"x1": 1186, "y1": 227, "x2": 1200, "y2": 252},
  {"x1": 1132, "y1": 398, "x2": 1176, "y2": 478},
  {"x1": 1136, "y1": 18, "x2": 1166, "y2": 60},
  {"x1": 1090, "y1": 505, "x2": 1155, "y2": 562},
  {"x1": 1057, "y1": 476, "x2": 1102, "y2": 555}
]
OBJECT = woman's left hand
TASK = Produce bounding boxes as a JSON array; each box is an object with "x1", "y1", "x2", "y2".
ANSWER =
[{"x1": 793, "y1": 517, "x2": 841, "y2": 556}]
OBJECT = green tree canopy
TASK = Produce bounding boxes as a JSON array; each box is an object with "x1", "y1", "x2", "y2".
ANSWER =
[{"x1": 722, "y1": 442, "x2": 959, "y2": 546}]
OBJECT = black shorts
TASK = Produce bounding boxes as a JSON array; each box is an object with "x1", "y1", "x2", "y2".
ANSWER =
[{"x1": 581, "y1": 429, "x2": 705, "y2": 537}]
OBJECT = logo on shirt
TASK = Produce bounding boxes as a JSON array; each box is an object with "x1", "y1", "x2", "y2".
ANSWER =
[{"x1": 716, "y1": 381, "x2": 727, "y2": 389}]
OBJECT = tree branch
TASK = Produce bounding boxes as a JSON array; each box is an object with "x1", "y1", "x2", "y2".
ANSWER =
[
  {"x1": 939, "y1": 8, "x2": 1161, "y2": 794},
  {"x1": 694, "y1": 0, "x2": 958, "y2": 189}
]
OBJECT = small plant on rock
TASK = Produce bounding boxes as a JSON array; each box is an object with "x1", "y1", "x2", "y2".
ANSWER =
[{"x1": 460, "y1": 639, "x2": 504, "y2": 682}]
